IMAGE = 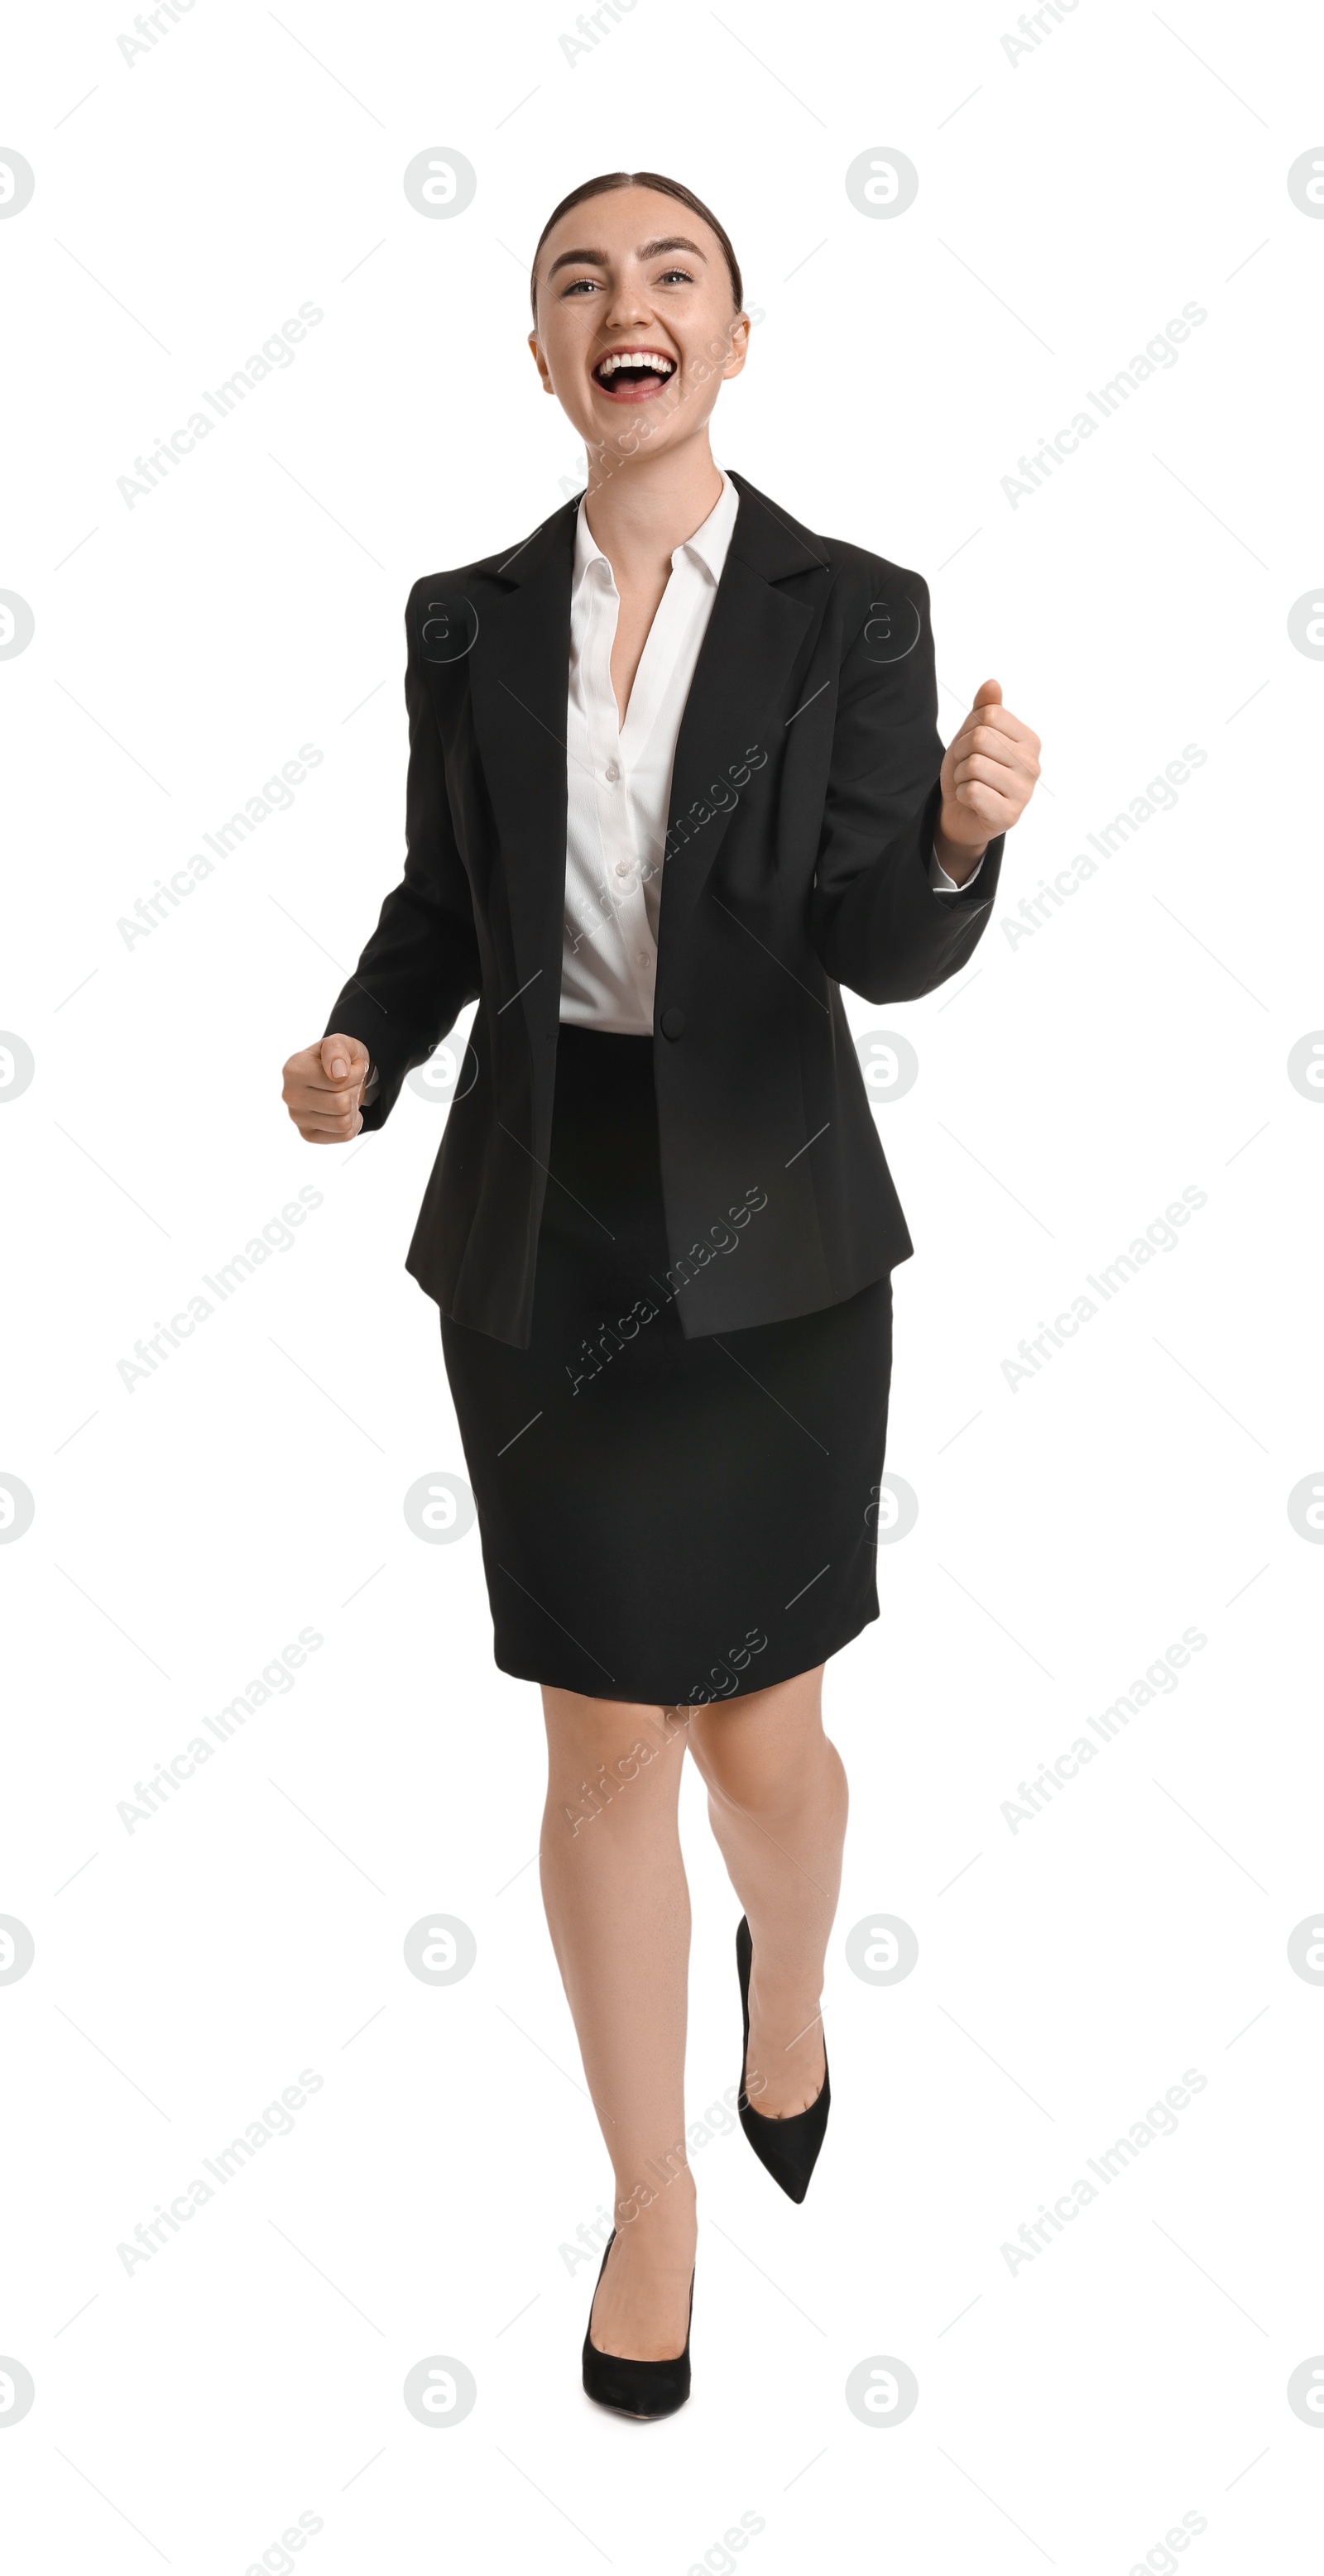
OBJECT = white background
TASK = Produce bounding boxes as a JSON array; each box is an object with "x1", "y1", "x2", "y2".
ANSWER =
[{"x1": 2, "y1": 0, "x2": 1323, "y2": 2567}]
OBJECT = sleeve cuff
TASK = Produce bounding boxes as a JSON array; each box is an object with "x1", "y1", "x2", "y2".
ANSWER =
[{"x1": 928, "y1": 841, "x2": 986, "y2": 895}]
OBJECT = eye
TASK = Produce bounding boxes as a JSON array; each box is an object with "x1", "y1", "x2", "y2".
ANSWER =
[
  {"x1": 656, "y1": 267, "x2": 693, "y2": 285},
  {"x1": 561, "y1": 275, "x2": 602, "y2": 296}
]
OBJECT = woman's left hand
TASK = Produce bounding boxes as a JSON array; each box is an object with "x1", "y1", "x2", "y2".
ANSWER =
[{"x1": 934, "y1": 678, "x2": 1041, "y2": 881}]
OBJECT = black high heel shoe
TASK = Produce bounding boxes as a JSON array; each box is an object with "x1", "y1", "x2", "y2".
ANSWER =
[
  {"x1": 736, "y1": 1915, "x2": 830, "y2": 2204},
  {"x1": 581, "y1": 2229, "x2": 693, "y2": 2420}
]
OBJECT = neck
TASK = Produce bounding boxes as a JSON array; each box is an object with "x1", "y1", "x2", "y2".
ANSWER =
[{"x1": 580, "y1": 432, "x2": 724, "y2": 589}]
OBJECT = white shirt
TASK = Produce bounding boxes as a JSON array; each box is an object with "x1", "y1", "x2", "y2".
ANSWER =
[{"x1": 558, "y1": 468, "x2": 982, "y2": 1031}]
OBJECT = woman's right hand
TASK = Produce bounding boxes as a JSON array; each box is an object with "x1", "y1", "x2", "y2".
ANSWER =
[{"x1": 281, "y1": 1032, "x2": 372, "y2": 1142}]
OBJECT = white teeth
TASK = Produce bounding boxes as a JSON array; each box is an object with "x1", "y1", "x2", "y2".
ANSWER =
[{"x1": 596, "y1": 351, "x2": 675, "y2": 378}]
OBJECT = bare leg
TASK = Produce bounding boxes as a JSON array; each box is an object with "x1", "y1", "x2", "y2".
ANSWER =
[
  {"x1": 687, "y1": 1664, "x2": 846, "y2": 2117},
  {"x1": 539, "y1": 1687, "x2": 697, "y2": 2360}
]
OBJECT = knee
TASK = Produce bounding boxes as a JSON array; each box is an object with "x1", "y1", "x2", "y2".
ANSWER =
[
  {"x1": 543, "y1": 1692, "x2": 687, "y2": 1822},
  {"x1": 691, "y1": 1716, "x2": 804, "y2": 1814}
]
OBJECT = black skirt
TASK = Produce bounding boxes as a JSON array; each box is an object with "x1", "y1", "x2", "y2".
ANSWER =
[{"x1": 439, "y1": 1024, "x2": 893, "y2": 1705}]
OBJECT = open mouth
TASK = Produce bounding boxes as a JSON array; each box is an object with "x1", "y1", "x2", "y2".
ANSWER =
[{"x1": 591, "y1": 349, "x2": 677, "y2": 403}]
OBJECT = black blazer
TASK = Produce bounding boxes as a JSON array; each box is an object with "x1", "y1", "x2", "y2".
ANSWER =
[{"x1": 324, "y1": 472, "x2": 1003, "y2": 1348}]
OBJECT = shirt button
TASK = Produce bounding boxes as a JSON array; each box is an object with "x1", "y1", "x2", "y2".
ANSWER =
[
  {"x1": 605, "y1": 764, "x2": 620, "y2": 783},
  {"x1": 636, "y1": 952, "x2": 650, "y2": 967},
  {"x1": 614, "y1": 861, "x2": 632, "y2": 879}
]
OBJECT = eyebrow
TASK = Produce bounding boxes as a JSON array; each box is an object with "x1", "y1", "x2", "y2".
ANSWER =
[{"x1": 545, "y1": 235, "x2": 709, "y2": 280}]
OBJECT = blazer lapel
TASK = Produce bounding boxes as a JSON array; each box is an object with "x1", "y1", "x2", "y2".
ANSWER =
[
  {"x1": 467, "y1": 503, "x2": 578, "y2": 1041},
  {"x1": 657, "y1": 479, "x2": 823, "y2": 960},
  {"x1": 465, "y1": 477, "x2": 827, "y2": 1025}
]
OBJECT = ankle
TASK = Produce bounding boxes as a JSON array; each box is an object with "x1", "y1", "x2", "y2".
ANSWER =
[
  {"x1": 612, "y1": 2168, "x2": 696, "y2": 2244},
  {"x1": 749, "y1": 1966, "x2": 824, "y2": 2037}
]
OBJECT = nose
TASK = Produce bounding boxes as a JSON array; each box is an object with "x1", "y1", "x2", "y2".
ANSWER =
[{"x1": 600, "y1": 272, "x2": 654, "y2": 335}]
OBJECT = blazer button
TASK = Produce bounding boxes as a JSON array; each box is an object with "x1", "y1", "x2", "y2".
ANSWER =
[{"x1": 660, "y1": 1006, "x2": 686, "y2": 1040}]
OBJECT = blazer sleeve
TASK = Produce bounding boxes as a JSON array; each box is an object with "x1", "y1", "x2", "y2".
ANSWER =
[
  {"x1": 322, "y1": 586, "x2": 482, "y2": 1129},
  {"x1": 808, "y1": 571, "x2": 1004, "y2": 1005}
]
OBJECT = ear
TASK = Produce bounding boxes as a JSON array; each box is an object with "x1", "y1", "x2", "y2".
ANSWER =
[
  {"x1": 528, "y1": 330, "x2": 554, "y2": 394},
  {"x1": 722, "y1": 314, "x2": 751, "y2": 381}
]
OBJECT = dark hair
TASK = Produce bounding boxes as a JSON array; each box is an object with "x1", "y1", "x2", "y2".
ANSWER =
[{"x1": 530, "y1": 170, "x2": 743, "y2": 319}]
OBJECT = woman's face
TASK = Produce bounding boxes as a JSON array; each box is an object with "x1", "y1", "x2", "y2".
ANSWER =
[{"x1": 530, "y1": 186, "x2": 748, "y2": 459}]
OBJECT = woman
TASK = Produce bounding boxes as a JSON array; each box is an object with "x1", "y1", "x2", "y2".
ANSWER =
[{"x1": 281, "y1": 171, "x2": 1039, "y2": 2418}]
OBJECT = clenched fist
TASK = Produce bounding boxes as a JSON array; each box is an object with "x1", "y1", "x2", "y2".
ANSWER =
[
  {"x1": 282, "y1": 1032, "x2": 372, "y2": 1142},
  {"x1": 935, "y1": 678, "x2": 1041, "y2": 883}
]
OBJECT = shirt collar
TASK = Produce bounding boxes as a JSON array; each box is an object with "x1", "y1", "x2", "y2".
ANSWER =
[{"x1": 573, "y1": 467, "x2": 739, "y2": 593}]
